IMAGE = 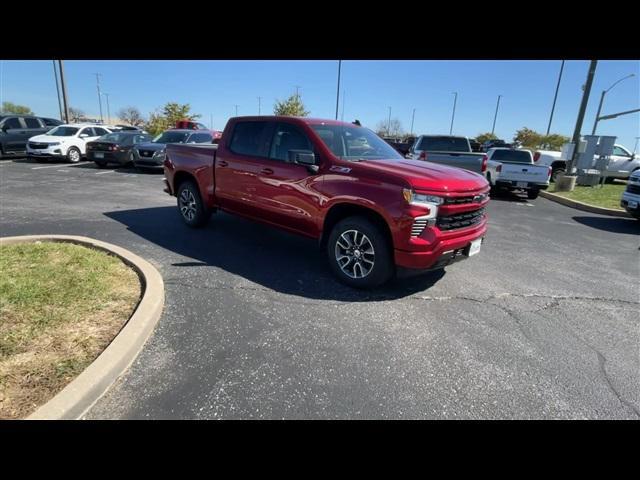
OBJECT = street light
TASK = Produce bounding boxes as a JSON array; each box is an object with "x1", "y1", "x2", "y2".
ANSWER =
[
  {"x1": 101, "y1": 92, "x2": 110, "y2": 124},
  {"x1": 592, "y1": 73, "x2": 636, "y2": 134},
  {"x1": 491, "y1": 95, "x2": 502, "y2": 135},
  {"x1": 450, "y1": 92, "x2": 458, "y2": 135},
  {"x1": 387, "y1": 106, "x2": 392, "y2": 136}
]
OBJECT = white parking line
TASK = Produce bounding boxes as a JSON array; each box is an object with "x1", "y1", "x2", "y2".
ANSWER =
[
  {"x1": 95, "y1": 170, "x2": 116, "y2": 175},
  {"x1": 31, "y1": 164, "x2": 75, "y2": 170}
]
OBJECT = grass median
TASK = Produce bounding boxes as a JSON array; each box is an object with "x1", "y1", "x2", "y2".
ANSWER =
[
  {"x1": 552, "y1": 181, "x2": 627, "y2": 210},
  {"x1": 0, "y1": 241, "x2": 140, "y2": 419}
]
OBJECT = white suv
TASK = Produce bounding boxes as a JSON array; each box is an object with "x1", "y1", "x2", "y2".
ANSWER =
[
  {"x1": 26, "y1": 124, "x2": 112, "y2": 163},
  {"x1": 620, "y1": 170, "x2": 640, "y2": 220}
]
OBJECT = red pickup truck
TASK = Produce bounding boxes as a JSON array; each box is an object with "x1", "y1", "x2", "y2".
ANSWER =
[{"x1": 163, "y1": 116, "x2": 490, "y2": 288}]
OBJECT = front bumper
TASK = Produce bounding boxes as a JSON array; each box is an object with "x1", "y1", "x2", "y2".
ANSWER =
[
  {"x1": 26, "y1": 145, "x2": 65, "y2": 159},
  {"x1": 134, "y1": 156, "x2": 164, "y2": 167},
  {"x1": 394, "y1": 218, "x2": 488, "y2": 270},
  {"x1": 87, "y1": 150, "x2": 127, "y2": 164},
  {"x1": 621, "y1": 192, "x2": 640, "y2": 218}
]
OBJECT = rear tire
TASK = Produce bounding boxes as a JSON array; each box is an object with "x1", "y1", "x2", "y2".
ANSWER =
[
  {"x1": 176, "y1": 179, "x2": 210, "y2": 228},
  {"x1": 326, "y1": 216, "x2": 394, "y2": 289},
  {"x1": 527, "y1": 188, "x2": 540, "y2": 200}
]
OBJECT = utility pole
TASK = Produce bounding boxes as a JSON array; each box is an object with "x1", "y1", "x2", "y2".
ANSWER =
[
  {"x1": 234, "y1": 105, "x2": 239, "y2": 116},
  {"x1": 450, "y1": 92, "x2": 458, "y2": 135},
  {"x1": 94, "y1": 73, "x2": 103, "y2": 123},
  {"x1": 591, "y1": 73, "x2": 635, "y2": 134},
  {"x1": 335, "y1": 60, "x2": 341, "y2": 120},
  {"x1": 102, "y1": 93, "x2": 110, "y2": 124},
  {"x1": 257, "y1": 96, "x2": 261, "y2": 115},
  {"x1": 410, "y1": 108, "x2": 416, "y2": 136},
  {"x1": 341, "y1": 90, "x2": 346, "y2": 121},
  {"x1": 491, "y1": 95, "x2": 502, "y2": 135},
  {"x1": 294, "y1": 86, "x2": 301, "y2": 98},
  {"x1": 546, "y1": 60, "x2": 565, "y2": 136},
  {"x1": 52, "y1": 60, "x2": 63, "y2": 121},
  {"x1": 387, "y1": 107, "x2": 392, "y2": 136},
  {"x1": 58, "y1": 60, "x2": 70, "y2": 124},
  {"x1": 567, "y1": 60, "x2": 598, "y2": 176}
]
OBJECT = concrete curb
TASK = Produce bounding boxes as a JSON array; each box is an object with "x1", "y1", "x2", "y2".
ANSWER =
[
  {"x1": 0, "y1": 235, "x2": 164, "y2": 420},
  {"x1": 540, "y1": 190, "x2": 631, "y2": 218}
]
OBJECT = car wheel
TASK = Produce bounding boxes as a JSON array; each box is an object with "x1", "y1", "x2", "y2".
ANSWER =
[
  {"x1": 527, "y1": 188, "x2": 539, "y2": 200},
  {"x1": 327, "y1": 216, "x2": 394, "y2": 289},
  {"x1": 67, "y1": 147, "x2": 81, "y2": 163},
  {"x1": 551, "y1": 168, "x2": 565, "y2": 183},
  {"x1": 177, "y1": 179, "x2": 210, "y2": 228}
]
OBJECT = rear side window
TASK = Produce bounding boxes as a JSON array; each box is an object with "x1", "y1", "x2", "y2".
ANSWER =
[
  {"x1": 94, "y1": 127, "x2": 110, "y2": 136},
  {"x1": 42, "y1": 118, "x2": 62, "y2": 127},
  {"x1": 80, "y1": 127, "x2": 95, "y2": 137},
  {"x1": 269, "y1": 123, "x2": 312, "y2": 161},
  {"x1": 490, "y1": 149, "x2": 532, "y2": 163},
  {"x1": 229, "y1": 121, "x2": 271, "y2": 157},
  {"x1": 24, "y1": 117, "x2": 42, "y2": 128},
  {"x1": 418, "y1": 136, "x2": 469, "y2": 152}
]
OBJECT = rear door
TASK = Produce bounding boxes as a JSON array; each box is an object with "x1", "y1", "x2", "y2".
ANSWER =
[
  {"x1": 1, "y1": 117, "x2": 29, "y2": 152},
  {"x1": 250, "y1": 121, "x2": 322, "y2": 235},
  {"x1": 23, "y1": 117, "x2": 47, "y2": 141},
  {"x1": 606, "y1": 145, "x2": 634, "y2": 176},
  {"x1": 215, "y1": 120, "x2": 275, "y2": 217}
]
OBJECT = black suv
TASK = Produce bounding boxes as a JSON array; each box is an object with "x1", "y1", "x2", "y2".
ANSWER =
[{"x1": 0, "y1": 115, "x2": 63, "y2": 158}]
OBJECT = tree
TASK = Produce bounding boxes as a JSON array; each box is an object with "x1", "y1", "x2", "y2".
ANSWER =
[
  {"x1": 541, "y1": 133, "x2": 570, "y2": 150},
  {"x1": 513, "y1": 127, "x2": 570, "y2": 151},
  {"x1": 145, "y1": 102, "x2": 201, "y2": 136},
  {"x1": 1, "y1": 101, "x2": 33, "y2": 115},
  {"x1": 476, "y1": 132, "x2": 498, "y2": 144},
  {"x1": 273, "y1": 94, "x2": 309, "y2": 117},
  {"x1": 375, "y1": 118, "x2": 405, "y2": 138},
  {"x1": 117, "y1": 106, "x2": 145, "y2": 127},
  {"x1": 69, "y1": 107, "x2": 84, "y2": 122}
]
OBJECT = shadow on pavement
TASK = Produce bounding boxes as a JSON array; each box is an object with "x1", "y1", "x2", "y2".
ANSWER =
[
  {"x1": 104, "y1": 206, "x2": 445, "y2": 301},
  {"x1": 488, "y1": 190, "x2": 530, "y2": 203},
  {"x1": 572, "y1": 216, "x2": 639, "y2": 234}
]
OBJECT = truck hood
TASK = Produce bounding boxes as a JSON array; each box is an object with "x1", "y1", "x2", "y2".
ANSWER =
[{"x1": 358, "y1": 158, "x2": 488, "y2": 192}]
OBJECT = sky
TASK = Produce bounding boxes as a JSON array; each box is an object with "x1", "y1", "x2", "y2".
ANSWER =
[{"x1": 1, "y1": 60, "x2": 638, "y2": 150}]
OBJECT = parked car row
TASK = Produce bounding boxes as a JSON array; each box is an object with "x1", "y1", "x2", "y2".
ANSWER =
[{"x1": 0, "y1": 114, "x2": 63, "y2": 157}]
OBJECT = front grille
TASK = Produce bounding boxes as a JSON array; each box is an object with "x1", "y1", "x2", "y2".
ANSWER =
[
  {"x1": 444, "y1": 193, "x2": 488, "y2": 205},
  {"x1": 437, "y1": 208, "x2": 485, "y2": 231},
  {"x1": 411, "y1": 217, "x2": 429, "y2": 237},
  {"x1": 138, "y1": 150, "x2": 154, "y2": 158},
  {"x1": 29, "y1": 142, "x2": 48, "y2": 150},
  {"x1": 626, "y1": 184, "x2": 640, "y2": 195}
]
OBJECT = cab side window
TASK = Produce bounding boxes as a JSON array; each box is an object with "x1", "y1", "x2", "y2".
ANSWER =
[
  {"x1": 189, "y1": 133, "x2": 213, "y2": 143},
  {"x1": 3, "y1": 117, "x2": 23, "y2": 130},
  {"x1": 613, "y1": 146, "x2": 628, "y2": 156},
  {"x1": 24, "y1": 117, "x2": 42, "y2": 128},
  {"x1": 229, "y1": 121, "x2": 272, "y2": 157},
  {"x1": 269, "y1": 123, "x2": 313, "y2": 162}
]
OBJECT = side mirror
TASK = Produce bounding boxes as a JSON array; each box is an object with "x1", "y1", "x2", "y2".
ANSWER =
[{"x1": 288, "y1": 150, "x2": 318, "y2": 172}]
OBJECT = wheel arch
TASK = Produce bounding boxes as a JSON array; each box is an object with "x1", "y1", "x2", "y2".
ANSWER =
[{"x1": 320, "y1": 202, "x2": 394, "y2": 252}]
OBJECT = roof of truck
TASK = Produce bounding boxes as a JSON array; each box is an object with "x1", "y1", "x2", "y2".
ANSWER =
[{"x1": 229, "y1": 116, "x2": 361, "y2": 127}]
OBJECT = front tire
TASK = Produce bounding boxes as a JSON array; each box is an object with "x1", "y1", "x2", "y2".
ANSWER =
[
  {"x1": 177, "y1": 179, "x2": 210, "y2": 228},
  {"x1": 327, "y1": 216, "x2": 394, "y2": 289},
  {"x1": 67, "y1": 147, "x2": 81, "y2": 163}
]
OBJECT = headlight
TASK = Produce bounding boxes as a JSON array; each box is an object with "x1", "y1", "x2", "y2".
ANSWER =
[{"x1": 402, "y1": 189, "x2": 444, "y2": 206}]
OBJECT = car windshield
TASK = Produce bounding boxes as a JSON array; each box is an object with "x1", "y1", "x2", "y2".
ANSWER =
[
  {"x1": 311, "y1": 124, "x2": 403, "y2": 161},
  {"x1": 491, "y1": 149, "x2": 532, "y2": 163},
  {"x1": 47, "y1": 126, "x2": 79, "y2": 136},
  {"x1": 152, "y1": 131, "x2": 190, "y2": 144},
  {"x1": 418, "y1": 136, "x2": 469, "y2": 152}
]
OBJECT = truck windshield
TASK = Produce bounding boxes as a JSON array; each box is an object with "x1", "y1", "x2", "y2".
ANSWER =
[
  {"x1": 47, "y1": 126, "x2": 79, "y2": 136},
  {"x1": 418, "y1": 136, "x2": 470, "y2": 152},
  {"x1": 310, "y1": 125, "x2": 403, "y2": 161},
  {"x1": 153, "y1": 131, "x2": 190, "y2": 144},
  {"x1": 490, "y1": 149, "x2": 532, "y2": 163}
]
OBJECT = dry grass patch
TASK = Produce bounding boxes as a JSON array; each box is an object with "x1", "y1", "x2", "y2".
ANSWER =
[{"x1": 0, "y1": 241, "x2": 140, "y2": 419}]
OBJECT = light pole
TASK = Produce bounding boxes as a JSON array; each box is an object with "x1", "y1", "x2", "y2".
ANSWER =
[
  {"x1": 491, "y1": 95, "x2": 502, "y2": 135},
  {"x1": 566, "y1": 60, "x2": 598, "y2": 177},
  {"x1": 59, "y1": 60, "x2": 70, "y2": 124},
  {"x1": 258, "y1": 97, "x2": 261, "y2": 115},
  {"x1": 102, "y1": 93, "x2": 110, "y2": 124},
  {"x1": 335, "y1": 60, "x2": 341, "y2": 120},
  {"x1": 450, "y1": 92, "x2": 458, "y2": 135},
  {"x1": 52, "y1": 60, "x2": 63, "y2": 121},
  {"x1": 234, "y1": 105, "x2": 239, "y2": 116},
  {"x1": 341, "y1": 89, "x2": 346, "y2": 121},
  {"x1": 591, "y1": 73, "x2": 636, "y2": 134},
  {"x1": 410, "y1": 108, "x2": 416, "y2": 136},
  {"x1": 94, "y1": 73, "x2": 103, "y2": 123},
  {"x1": 546, "y1": 60, "x2": 565, "y2": 136},
  {"x1": 387, "y1": 107, "x2": 392, "y2": 137}
]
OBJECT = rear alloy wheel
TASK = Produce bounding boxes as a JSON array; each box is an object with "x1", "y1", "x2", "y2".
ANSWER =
[
  {"x1": 67, "y1": 147, "x2": 81, "y2": 163},
  {"x1": 327, "y1": 216, "x2": 393, "y2": 289},
  {"x1": 177, "y1": 179, "x2": 210, "y2": 228}
]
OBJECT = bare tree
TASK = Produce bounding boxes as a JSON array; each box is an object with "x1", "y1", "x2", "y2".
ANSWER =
[
  {"x1": 375, "y1": 118, "x2": 405, "y2": 138},
  {"x1": 117, "y1": 106, "x2": 145, "y2": 127},
  {"x1": 69, "y1": 107, "x2": 84, "y2": 123}
]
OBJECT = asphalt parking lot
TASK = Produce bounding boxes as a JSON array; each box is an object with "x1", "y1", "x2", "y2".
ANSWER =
[{"x1": 1, "y1": 157, "x2": 638, "y2": 419}]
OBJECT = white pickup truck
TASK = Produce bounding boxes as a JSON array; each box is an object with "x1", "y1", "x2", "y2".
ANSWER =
[{"x1": 485, "y1": 148, "x2": 551, "y2": 199}]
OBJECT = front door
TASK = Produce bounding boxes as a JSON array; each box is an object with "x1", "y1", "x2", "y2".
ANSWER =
[{"x1": 1, "y1": 117, "x2": 29, "y2": 152}]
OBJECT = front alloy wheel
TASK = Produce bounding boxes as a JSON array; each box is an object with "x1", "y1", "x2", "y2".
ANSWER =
[{"x1": 335, "y1": 230, "x2": 375, "y2": 279}]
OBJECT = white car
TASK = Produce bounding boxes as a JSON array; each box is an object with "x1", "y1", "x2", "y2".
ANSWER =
[
  {"x1": 620, "y1": 170, "x2": 640, "y2": 220},
  {"x1": 26, "y1": 124, "x2": 112, "y2": 163},
  {"x1": 485, "y1": 148, "x2": 551, "y2": 199}
]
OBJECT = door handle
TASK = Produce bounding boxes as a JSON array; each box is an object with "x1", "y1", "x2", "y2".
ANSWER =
[
  {"x1": 218, "y1": 160, "x2": 229, "y2": 167},
  {"x1": 261, "y1": 168, "x2": 274, "y2": 175}
]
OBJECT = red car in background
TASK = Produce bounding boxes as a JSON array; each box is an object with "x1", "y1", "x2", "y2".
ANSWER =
[{"x1": 175, "y1": 119, "x2": 222, "y2": 143}]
